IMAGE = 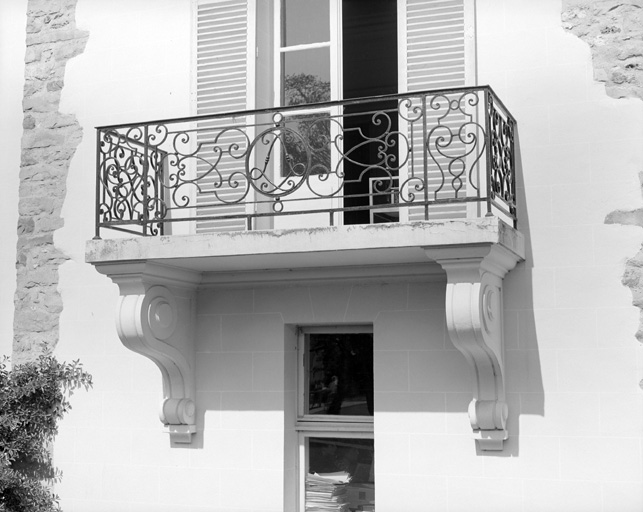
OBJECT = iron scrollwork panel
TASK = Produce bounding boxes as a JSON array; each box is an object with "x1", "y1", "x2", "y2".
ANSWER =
[
  {"x1": 487, "y1": 95, "x2": 516, "y2": 217},
  {"x1": 148, "y1": 123, "x2": 251, "y2": 210},
  {"x1": 98, "y1": 128, "x2": 166, "y2": 235},
  {"x1": 425, "y1": 90, "x2": 486, "y2": 201}
]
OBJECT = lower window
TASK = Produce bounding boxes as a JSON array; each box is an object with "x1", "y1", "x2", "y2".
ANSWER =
[
  {"x1": 297, "y1": 326, "x2": 374, "y2": 512},
  {"x1": 304, "y1": 436, "x2": 374, "y2": 511}
]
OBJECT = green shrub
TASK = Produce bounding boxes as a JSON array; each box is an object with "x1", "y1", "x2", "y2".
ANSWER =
[{"x1": 0, "y1": 356, "x2": 92, "y2": 512}]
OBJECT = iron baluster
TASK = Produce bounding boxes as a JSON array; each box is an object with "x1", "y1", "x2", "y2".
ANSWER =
[
  {"x1": 94, "y1": 129, "x2": 102, "y2": 239},
  {"x1": 422, "y1": 94, "x2": 429, "y2": 221},
  {"x1": 509, "y1": 117, "x2": 517, "y2": 228},
  {"x1": 141, "y1": 125, "x2": 148, "y2": 236},
  {"x1": 484, "y1": 89, "x2": 493, "y2": 218}
]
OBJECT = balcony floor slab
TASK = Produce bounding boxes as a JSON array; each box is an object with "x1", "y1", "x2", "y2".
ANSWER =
[{"x1": 87, "y1": 218, "x2": 524, "y2": 281}]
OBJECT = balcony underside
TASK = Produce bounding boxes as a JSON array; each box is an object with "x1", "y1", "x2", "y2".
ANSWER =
[
  {"x1": 86, "y1": 216, "x2": 524, "y2": 450},
  {"x1": 86, "y1": 217, "x2": 523, "y2": 279}
]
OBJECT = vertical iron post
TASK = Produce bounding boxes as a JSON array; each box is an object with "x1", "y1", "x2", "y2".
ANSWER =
[
  {"x1": 484, "y1": 88, "x2": 493, "y2": 217},
  {"x1": 510, "y1": 117, "x2": 517, "y2": 228},
  {"x1": 142, "y1": 125, "x2": 149, "y2": 236},
  {"x1": 94, "y1": 129, "x2": 102, "y2": 239},
  {"x1": 159, "y1": 153, "x2": 166, "y2": 236},
  {"x1": 422, "y1": 94, "x2": 429, "y2": 220}
]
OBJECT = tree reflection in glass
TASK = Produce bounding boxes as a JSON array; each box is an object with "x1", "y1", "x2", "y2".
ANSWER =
[{"x1": 305, "y1": 332, "x2": 373, "y2": 416}]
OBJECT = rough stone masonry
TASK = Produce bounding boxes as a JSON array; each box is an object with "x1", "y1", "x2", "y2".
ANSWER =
[
  {"x1": 563, "y1": 0, "x2": 643, "y2": 99},
  {"x1": 562, "y1": 0, "x2": 643, "y2": 344},
  {"x1": 13, "y1": 0, "x2": 88, "y2": 363}
]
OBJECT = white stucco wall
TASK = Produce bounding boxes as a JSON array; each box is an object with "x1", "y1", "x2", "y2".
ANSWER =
[
  {"x1": 0, "y1": 0, "x2": 27, "y2": 359},
  {"x1": 46, "y1": 0, "x2": 643, "y2": 511},
  {"x1": 52, "y1": 1, "x2": 193, "y2": 510},
  {"x1": 478, "y1": 0, "x2": 643, "y2": 510},
  {"x1": 57, "y1": 276, "x2": 454, "y2": 512}
]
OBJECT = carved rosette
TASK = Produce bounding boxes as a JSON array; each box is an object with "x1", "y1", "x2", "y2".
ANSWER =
[
  {"x1": 96, "y1": 262, "x2": 199, "y2": 444},
  {"x1": 427, "y1": 244, "x2": 521, "y2": 451}
]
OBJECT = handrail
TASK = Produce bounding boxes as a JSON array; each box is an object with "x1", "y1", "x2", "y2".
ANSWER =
[{"x1": 95, "y1": 85, "x2": 515, "y2": 130}]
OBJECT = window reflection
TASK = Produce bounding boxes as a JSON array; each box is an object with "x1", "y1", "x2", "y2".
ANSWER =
[
  {"x1": 306, "y1": 333, "x2": 374, "y2": 416},
  {"x1": 282, "y1": 48, "x2": 331, "y2": 106},
  {"x1": 280, "y1": 114, "x2": 331, "y2": 177}
]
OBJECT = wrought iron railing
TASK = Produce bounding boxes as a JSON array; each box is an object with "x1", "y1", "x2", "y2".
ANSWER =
[{"x1": 95, "y1": 86, "x2": 516, "y2": 237}]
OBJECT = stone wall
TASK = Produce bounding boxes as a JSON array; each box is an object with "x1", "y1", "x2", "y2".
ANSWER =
[
  {"x1": 563, "y1": 0, "x2": 643, "y2": 100},
  {"x1": 14, "y1": 0, "x2": 87, "y2": 363},
  {"x1": 563, "y1": 0, "x2": 643, "y2": 344}
]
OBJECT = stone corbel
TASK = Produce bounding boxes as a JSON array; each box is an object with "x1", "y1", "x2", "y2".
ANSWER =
[
  {"x1": 95, "y1": 262, "x2": 200, "y2": 444},
  {"x1": 426, "y1": 244, "x2": 522, "y2": 451}
]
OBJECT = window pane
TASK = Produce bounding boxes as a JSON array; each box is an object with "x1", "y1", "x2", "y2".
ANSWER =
[
  {"x1": 280, "y1": 113, "x2": 331, "y2": 178},
  {"x1": 306, "y1": 333, "x2": 373, "y2": 416},
  {"x1": 306, "y1": 437, "x2": 375, "y2": 512},
  {"x1": 282, "y1": 0, "x2": 330, "y2": 46},
  {"x1": 282, "y1": 48, "x2": 331, "y2": 106}
]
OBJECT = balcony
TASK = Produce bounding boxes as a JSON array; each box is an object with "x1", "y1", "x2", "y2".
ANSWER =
[
  {"x1": 93, "y1": 86, "x2": 517, "y2": 239},
  {"x1": 86, "y1": 86, "x2": 525, "y2": 448}
]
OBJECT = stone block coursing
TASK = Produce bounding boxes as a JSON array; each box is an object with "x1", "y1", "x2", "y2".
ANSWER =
[
  {"x1": 14, "y1": 0, "x2": 88, "y2": 363},
  {"x1": 563, "y1": 1, "x2": 643, "y2": 343}
]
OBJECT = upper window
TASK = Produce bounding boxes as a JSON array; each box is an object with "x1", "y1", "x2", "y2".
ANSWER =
[
  {"x1": 297, "y1": 326, "x2": 374, "y2": 512},
  {"x1": 274, "y1": 0, "x2": 336, "y2": 178},
  {"x1": 279, "y1": 0, "x2": 332, "y2": 107},
  {"x1": 194, "y1": 0, "x2": 474, "y2": 232}
]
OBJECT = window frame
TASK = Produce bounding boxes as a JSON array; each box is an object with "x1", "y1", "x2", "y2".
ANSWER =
[
  {"x1": 295, "y1": 325, "x2": 374, "y2": 512},
  {"x1": 272, "y1": 0, "x2": 342, "y2": 184},
  {"x1": 273, "y1": 0, "x2": 341, "y2": 107},
  {"x1": 296, "y1": 324, "x2": 374, "y2": 429}
]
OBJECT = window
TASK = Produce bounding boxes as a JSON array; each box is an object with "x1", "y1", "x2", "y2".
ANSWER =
[
  {"x1": 297, "y1": 326, "x2": 374, "y2": 512},
  {"x1": 275, "y1": 0, "x2": 336, "y2": 178},
  {"x1": 275, "y1": 0, "x2": 400, "y2": 222},
  {"x1": 194, "y1": 0, "x2": 475, "y2": 230},
  {"x1": 277, "y1": 0, "x2": 334, "y2": 107}
]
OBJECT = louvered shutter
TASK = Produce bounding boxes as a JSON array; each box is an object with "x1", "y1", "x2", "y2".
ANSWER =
[
  {"x1": 401, "y1": 0, "x2": 472, "y2": 222},
  {"x1": 195, "y1": 0, "x2": 253, "y2": 233}
]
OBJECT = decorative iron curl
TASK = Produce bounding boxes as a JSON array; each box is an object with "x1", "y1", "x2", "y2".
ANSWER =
[
  {"x1": 398, "y1": 97, "x2": 424, "y2": 123},
  {"x1": 398, "y1": 176, "x2": 425, "y2": 203}
]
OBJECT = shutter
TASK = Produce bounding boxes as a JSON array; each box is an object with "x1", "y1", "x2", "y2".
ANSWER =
[
  {"x1": 402, "y1": 0, "x2": 471, "y2": 222},
  {"x1": 194, "y1": 0, "x2": 253, "y2": 233}
]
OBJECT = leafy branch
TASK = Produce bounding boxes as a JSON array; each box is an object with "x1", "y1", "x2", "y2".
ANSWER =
[{"x1": 0, "y1": 356, "x2": 92, "y2": 512}]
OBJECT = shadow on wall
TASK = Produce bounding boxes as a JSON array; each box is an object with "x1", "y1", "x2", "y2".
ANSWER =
[
  {"x1": 494, "y1": 127, "x2": 545, "y2": 457},
  {"x1": 182, "y1": 137, "x2": 545, "y2": 457},
  {"x1": 371, "y1": 129, "x2": 545, "y2": 458}
]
